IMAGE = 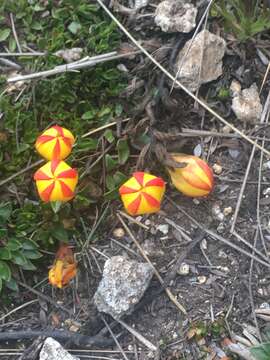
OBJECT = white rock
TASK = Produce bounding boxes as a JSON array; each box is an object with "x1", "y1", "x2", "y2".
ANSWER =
[
  {"x1": 156, "y1": 224, "x2": 169, "y2": 235},
  {"x1": 39, "y1": 338, "x2": 78, "y2": 360},
  {"x1": 94, "y1": 256, "x2": 154, "y2": 319},
  {"x1": 178, "y1": 262, "x2": 190, "y2": 275},
  {"x1": 174, "y1": 30, "x2": 226, "y2": 92},
  {"x1": 231, "y1": 83, "x2": 262, "y2": 123},
  {"x1": 55, "y1": 48, "x2": 83, "y2": 63},
  {"x1": 213, "y1": 163, "x2": 222, "y2": 175},
  {"x1": 223, "y1": 206, "x2": 233, "y2": 216},
  {"x1": 155, "y1": 0, "x2": 197, "y2": 33}
]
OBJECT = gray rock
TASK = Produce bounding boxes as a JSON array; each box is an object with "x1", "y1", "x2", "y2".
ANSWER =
[
  {"x1": 94, "y1": 256, "x2": 154, "y2": 319},
  {"x1": 231, "y1": 83, "x2": 262, "y2": 123},
  {"x1": 155, "y1": 0, "x2": 197, "y2": 33},
  {"x1": 39, "y1": 338, "x2": 78, "y2": 360},
  {"x1": 174, "y1": 30, "x2": 226, "y2": 92}
]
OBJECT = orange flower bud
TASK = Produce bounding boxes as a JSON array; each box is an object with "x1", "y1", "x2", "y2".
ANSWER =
[
  {"x1": 167, "y1": 154, "x2": 214, "y2": 197},
  {"x1": 119, "y1": 172, "x2": 165, "y2": 216},
  {"x1": 34, "y1": 160, "x2": 78, "y2": 202},
  {"x1": 35, "y1": 125, "x2": 75, "y2": 160},
  {"x1": 48, "y1": 244, "x2": 77, "y2": 288}
]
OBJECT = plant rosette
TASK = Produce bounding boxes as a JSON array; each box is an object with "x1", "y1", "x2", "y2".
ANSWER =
[
  {"x1": 48, "y1": 243, "x2": 77, "y2": 288},
  {"x1": 167, "y1": 154, "x2": 214, "y2": 197},
  {"x1": 34, "y1": 160, "x2": 78, "y2": 202},
  {"x1": 35, "y1": 125, "x2": 75, "y2": 160},
  {"x1": 119, "y1": 172, "x2": 165, "y2": 216}
]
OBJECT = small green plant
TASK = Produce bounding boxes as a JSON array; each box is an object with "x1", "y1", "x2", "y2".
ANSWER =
[
  {"x1": 215, "y1": 0, "x2": 270, "y2": 42},
  {"x1": 0, "y1": 202, "x2": 42, "y2": 292}
]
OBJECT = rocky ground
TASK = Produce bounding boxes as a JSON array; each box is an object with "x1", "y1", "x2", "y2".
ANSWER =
[{"x1": 1, "y1": 0, "x2": 270, "y2": 359}]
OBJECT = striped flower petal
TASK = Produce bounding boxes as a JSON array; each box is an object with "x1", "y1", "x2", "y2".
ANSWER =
[
  {"x1": 119, "y1": 172, "x2": 165, "y2": 216},
  {"x1": 34, "y1": 160, "x2": 78, "y2": 202},
  {"x1": 35, "y1": 125, "x2": 75, "y2": 160},
  {"x1": 167, "y1": 153, "x2": 214, "y2": 197}
]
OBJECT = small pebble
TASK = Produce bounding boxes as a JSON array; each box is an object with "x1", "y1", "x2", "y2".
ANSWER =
[
  {"x1": 263, "y1": 188, "x2": 270, "y2": 196},
  {"x1": 213, "y1": 163, "x2": 222, "y2": 175},
  {"x1": 178, "y1": 263, "x2": 190, "y2": 275},
  {"x1": 113, "y1": 228, "x2": 125, "y2": 238},
  {"x1": 222, "y1": 125, "x2": 232, "y2": 134},
  {"x1": 212, "y1": 203, "x2": 225, "y2": 221},
  {"x1": 157, "y1": 224, "x2": 169, "y2": 235},
  {"x1": 193, "y1": 198, "x2": 200, "y2": 205},
  {"x1": 217, "y1": 223, "x2": 226, "y2": 234},
  {"x1": 197, "y1": 275, "x2": 207, "y2": 284},
  {"x1": 201, "y1": 238, "x2": 207, "y2": 250},
  {"x1": 223, "y1": 206, "x2": 233, "y2": 216}
]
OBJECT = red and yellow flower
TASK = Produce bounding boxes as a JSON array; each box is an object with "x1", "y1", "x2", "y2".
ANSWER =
[
  {"x1": 167, "y1": 154, "x2": 214, "y2": 197},
  {"x1": 119, "y1": 172, "x2": 165, "y2": 216},
  {"x1": 49, "y1": 243, "x2": 77, "y2": 288},
  {"x1": 35, "y1": 125, "x2": 75, "y2": 160},
  {"x1": 34, "y1": 160, "x2": 78, "y2": 202}
]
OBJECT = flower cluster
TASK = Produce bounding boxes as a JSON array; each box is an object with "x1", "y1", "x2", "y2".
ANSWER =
[{"x1": 34, "y1": 125, "x2": 78, "y2": 202}]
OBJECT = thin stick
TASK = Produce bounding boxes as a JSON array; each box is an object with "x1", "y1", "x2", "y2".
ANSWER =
[
  {"x1": 117, "y1": 213, "x2": 187, "y2": 314},
  {"x1": 101, "y1": 316, "x2": 130, "y2": 360},
  {"x1": 0, "y1": 299, "x2": 38, "y2": 322},
  {"x1": 117, "y1": 319, "x2": 157, "y2": 351},
  {"x1": 82, "y1": 118, "x2": 130, "y2": 138},
  {"x1": 0, "y1": 52, "x2": 45, "y2": 57},
  {"x1": 7, "y1": 51, "x2": 140, "y2": 83},
  {"x1": 248, "y1": 230, "x2": 262, "y2": 342},
  {"x1": 10, "y1": 13, "x2": 22, "y2": 53},
  {"x1": 230, "y1": 143, "x2": 256, "y2": 233},
  {"x1": 117, "y1": 210, "x2": 150, "y2": 230},
  {"x1": 230, "y1": 90, "x2": 270, "y2": 233},
  {"x1": 95, "y1": 0, "x2": 270, "y2": 157}
]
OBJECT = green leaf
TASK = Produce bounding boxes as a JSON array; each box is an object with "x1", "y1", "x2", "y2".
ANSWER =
[
  {"x1": 106, "y1": 175, "x2": 116, "y2": 191},
  {"x1": 51, "y1": 201, "x2": 62, "y2": 214},
  {"x1": 11, "y1": 251, "x2": 27, "y2": 266},
  {"x1": 52, "y1": 226, "x2": 69, "y2": 242},
  {"x1": 0, "y1": 248, "x2": 12, "y2": 260},
  {"x1": 104, "y1": 129, "x2": 115, "y2": 143},
  {"x1": 251, "y1": 343, "x2": 270, "y2": 360},
  {"x1": 7, "y1": 239, "x2": 22, "y2": 251},
  {"x1": 22, "y1": 239, "x2": 39, "y2": 250},
  {"x1": 117, "y1": 139, "x2": 130, "y2": 165},
  {"x1": 0, "y1": 202, "x2": 12, "y2": 222},
  {"x1": 22, "y1": 250, "x2": 42, "y2": 260},
  {"x1": 0, "y1": 260, "x2": 11, "y2": 281},
  {"x1": 104, "y1": 188, "x2": 119, "y2": 200},
  {"x1": 82, "y1": 110, "x2": 95, "y2": 120},
  {"x1": 68, "y1": 21, "x2": 81, "y2": 34},
  {"x1": 21, "y1": 259, "x2": 37, "y2": 271},
  {"x1": 113, "y1": 171, "x2": 127, "y2": 185},
  {"x1": 5, "y1": 278, "x2": 18, "y2": 292},
  {"x1": 105, "y1": 154, "x2": 117, "y2": 171},
  {"x1": 8, "y1": 37, "x2": 16, "y2": 52},
  {"x1": 98, "y1": 107, "x2": 111, "y2": 118},
  {"x1": 0, "y1": 29, "x2": 11, "y2": 42},
  {"x1": 0, "y1": 278, "x2": 2, "y2": 292}
]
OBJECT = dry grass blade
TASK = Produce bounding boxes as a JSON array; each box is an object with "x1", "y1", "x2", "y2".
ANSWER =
[{"x1": 95, "y1": 0, "x2": 270, "y2": 157}]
